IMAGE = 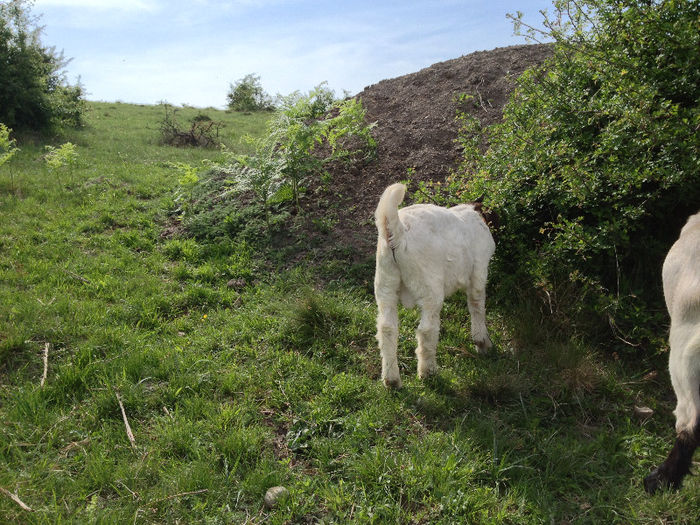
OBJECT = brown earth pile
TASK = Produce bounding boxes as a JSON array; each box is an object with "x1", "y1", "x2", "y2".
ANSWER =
[{"x1": 302, "y1": 44, "x2": 553, "y2": 264}]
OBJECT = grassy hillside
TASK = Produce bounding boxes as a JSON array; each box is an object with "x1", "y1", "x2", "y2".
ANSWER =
[{"x1": 1, "y1": 102, "x2": 698, "y2": 523}]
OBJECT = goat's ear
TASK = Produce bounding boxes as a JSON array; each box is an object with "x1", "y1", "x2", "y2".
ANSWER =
[{"x1": 474, "y1": 194, "x2": 485, "y2": 203}]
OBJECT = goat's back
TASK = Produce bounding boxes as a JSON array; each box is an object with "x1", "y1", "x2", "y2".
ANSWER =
[
  {"x1": 396, "y1": 203, "x2": 495, "y2": 292},
  {"x1": 663, "y1": 212, "x2": 700, "y2": 323},
  {"x1": 398, "y1": 203, "x2": 493, "y2": 249}
]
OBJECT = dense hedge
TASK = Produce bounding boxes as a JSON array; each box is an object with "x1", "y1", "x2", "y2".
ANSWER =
[{"x1": 444, "y1": 0, "x2": 700, "y2": 349}]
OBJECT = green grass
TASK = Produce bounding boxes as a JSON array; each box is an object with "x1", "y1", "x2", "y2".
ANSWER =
[{"x1": 1, "y1": 102, "x2": 699, "y2": 523}]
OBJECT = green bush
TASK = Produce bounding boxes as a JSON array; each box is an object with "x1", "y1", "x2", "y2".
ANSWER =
[
  {"x1": 269, "y1": 83, "x2": 376, "y2": 208},
  {"x1": 0, "y1": 121, "x2": 19, "y2": 191},
  {"x1": 174, "y1": 83, "x2": 376, "y2": 246},
  {"x1": 226, "y1": 73, "x2": 274, "y2": 112},
  {"x1": 0, "y1": 0, "x2": 86, "y2": 132},
  {"x1": 443, "y1": 0, "x2": 699, "y2": 349}
]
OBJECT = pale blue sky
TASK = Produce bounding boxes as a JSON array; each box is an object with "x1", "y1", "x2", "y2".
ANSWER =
[{"x1": 33, "y1": 0, "x2": 553, "y2": 108}]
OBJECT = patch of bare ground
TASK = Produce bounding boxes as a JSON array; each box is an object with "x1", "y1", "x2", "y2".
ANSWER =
[{"x1": 299, "y1": 44, "x2": 552, "y2": 266}]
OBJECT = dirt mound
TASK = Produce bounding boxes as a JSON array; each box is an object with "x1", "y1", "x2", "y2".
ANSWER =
[{"x1": 301, "y1": 44, "x2": 552, "y2": 265}]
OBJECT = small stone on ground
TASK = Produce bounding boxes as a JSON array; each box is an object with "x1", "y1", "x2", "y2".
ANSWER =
[{"x1": 264, "y1": 486, "x2": 289, "y2": 509}]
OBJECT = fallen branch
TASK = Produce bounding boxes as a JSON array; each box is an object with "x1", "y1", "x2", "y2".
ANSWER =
[
  {"x1": 475, "y1": 78, "x2": 491, "y2": 112},
  {"x1": 60, "y1": 437, "x2": 91, "y2": 456},
  {"x1": 64, "y1": 269, "x2": 92, "y2": 284},
  {"x1": 149, "y1": 489, "x2": 208, "y2": 506},
  {"x1": 115, "y1": 391, "x2": 136, "y2": 449},
  {"x1": 0, "y1": 486, "x2": 34, "y2": 512},
  {"x1": 40, "y1": 342, "x2": 50, "y2": 387}
]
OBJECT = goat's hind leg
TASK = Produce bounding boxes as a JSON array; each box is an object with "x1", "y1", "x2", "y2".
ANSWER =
[
  {"x1": 644, "y1": 342, "x2": 700, "y2": 494},
  {"x1": 376, "y1": 275, "x2": 402, "y2": 388},
  {"x1": 416, "y1": 299, "x2": 442, "y2": 379},
  {"x1": 644, "y1": 419, "x2": 700, "y2": 494},
  {"x1": 377, "y1": 301, "x2": 401, "y2": 388},
  {"x1": 467, "y1": 267, "x2": 492, "y2": 354}
]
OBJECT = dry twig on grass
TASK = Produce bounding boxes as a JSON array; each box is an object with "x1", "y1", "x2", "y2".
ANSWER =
[
  {"x1": 40, "y1": 342, "x2": 49, "y2": 387},
  {"x1": 0, "y1": 486, "x2": 34, "y2": 512},
  {"x1": 115, "y1": 390, "x2": 137, "y2": 449},
  {"x1": 148, "y1": 489, "x2": 208, "y2": 507},
  {"x1": 64, "y1": 269, "x2": 92, "y2": 284}
]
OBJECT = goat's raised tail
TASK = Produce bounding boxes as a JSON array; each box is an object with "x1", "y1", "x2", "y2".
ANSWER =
[{"x1": 375, "y1": 183, "x2": 406, "y2": 250}]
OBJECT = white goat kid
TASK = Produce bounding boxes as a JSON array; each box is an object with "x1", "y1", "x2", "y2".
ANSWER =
[
  {"x1": 644, "y1": 211, "x2": 700, "y2": 494},
  {"x1": 374, "y1": 183, "x2": 495, "y2": 388}
]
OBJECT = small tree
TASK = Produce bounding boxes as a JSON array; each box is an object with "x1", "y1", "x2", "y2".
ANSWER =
[
  {"x1": 44, "y1": 142, "x2": 78, "y2": 185},
  {"x1": 186, "y1": 83, "x2": 376, "y2": 241},
  {"x1": 0, "y1": 122, "x2": 19, "y2": 191},
  {"x1": 226, "y1": 73, "x2": 274, "y2": 112},
  {"x1": 0, "y1": 0, "x2": 86, "y2": 132},
  {"x1": 270, "y1": 83, "x2": 376, "y2": 209}
]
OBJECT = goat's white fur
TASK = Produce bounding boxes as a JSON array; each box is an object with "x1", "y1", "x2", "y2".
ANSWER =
[
  {"x1": 663, "y1": 211, "x2": 700, "y2": 436},
  {"x1": 374, "y1": 183, "x2": 495, "y2": 388}
]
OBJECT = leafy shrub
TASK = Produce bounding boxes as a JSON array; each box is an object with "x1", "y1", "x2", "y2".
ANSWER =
[
  {"x1": 48, "y1": 82, "x2": 87, "y2": 129},
  {"x1": 220, "y1": 135, "x2": 287, "y2": 227},
  {"x1": 226, "y1": 73, "x2": 274, "y2": 112},
  {"x1": 0, "y1": 122, "x2": 19, "y2": 190},
  {"x1": 172, "y1": 83, "x2": 376, "y2": 247},
  {"x1": 44, "y1": 142, "x2": 77, "y2": 170},
  {"x1": 0, "y1": 0, "x2": 86, "y2": 132},
  {"x1": 264, "y1": 82, "x2": 376, "y2": 208},
  {"x1": 441, "y1": 0, "x2": 700, "y2": 349},
  {"x1": 44, "y1": 141, "x2": 78, "y2": 185}
]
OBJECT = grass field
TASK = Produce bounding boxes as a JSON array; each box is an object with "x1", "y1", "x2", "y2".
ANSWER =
[{"x1": 1, "y1": 102, "x2": 698, "y2": 523}]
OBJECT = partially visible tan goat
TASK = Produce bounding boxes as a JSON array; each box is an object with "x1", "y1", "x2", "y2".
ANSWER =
[
  {"x1": 645, "y1": 211, "x2": 700, "y2": 493},
  {"x1": 373, "y1": 183, "x2": 495, "y2": 388}
]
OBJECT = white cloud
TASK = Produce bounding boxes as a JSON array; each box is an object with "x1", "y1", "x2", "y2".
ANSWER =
[
  {"x1": 34, "y1": 0, "x2": 161, "y2": 11},
  {"x1": 62, "y1": 6, "x2": 518, "y2": 108}
]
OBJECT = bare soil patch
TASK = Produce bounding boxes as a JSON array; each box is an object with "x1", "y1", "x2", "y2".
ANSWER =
[{"x1": 300, "y1": 44, "x2": 552, "y2": 265}]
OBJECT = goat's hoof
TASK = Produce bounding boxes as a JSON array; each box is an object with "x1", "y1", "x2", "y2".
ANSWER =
[
  {"x1": 643, "y1": 468, "x2": 664, "y2": 495},
  {"x1": 383, "y1": 376, "x2": 402, "y2": 389},
  {"x1": 475, "y1": 339, "x2": 492, "y2": 354},
  {"x1": 417, "y1": 362, "x2": 438, "y2": 380}
]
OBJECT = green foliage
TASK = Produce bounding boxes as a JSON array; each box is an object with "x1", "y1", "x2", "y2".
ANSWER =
[
  {"x1": 270, "y1": 84, "x2": 337, "y2": 208},
  {"x1": 216, "y1": 132, "x2": 288, "y2": 228},
  {"x1": 226, "y1": 73, "x2": 274, "y2": 112},
  {"x1": 0, "y1": 0, "x2": 86, "y2": 132},
  {"x1": 176, "y1": 83, "x2": 376, "y2": 245},
  {"x1": 48, "y1": 81, "x2": 87, "y2": 129},
  {"x1": 0, "y1": 123, "x2": 19, "y2": 191},
  {"x1": 44, "y1": 141, "x2": 77, "y2": 185},
  {"x1": 323, "y1": 96, "x2": 378, "y2": 164},
  {"x1": 0, "y1": 123, "x2": 19, "y2": 167},
  {"x1": 269, "y1": 82, "x2": 376, "y2": 208},
  {"x1": 44, "y1": 141, "x2": 77, "y2": 171},
  {"x1": 446, "y1": 0, "x2": 700, "y2": 349},
  {"x1": 169, "y1": 161, "x2": 200, "y2": 218}
]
